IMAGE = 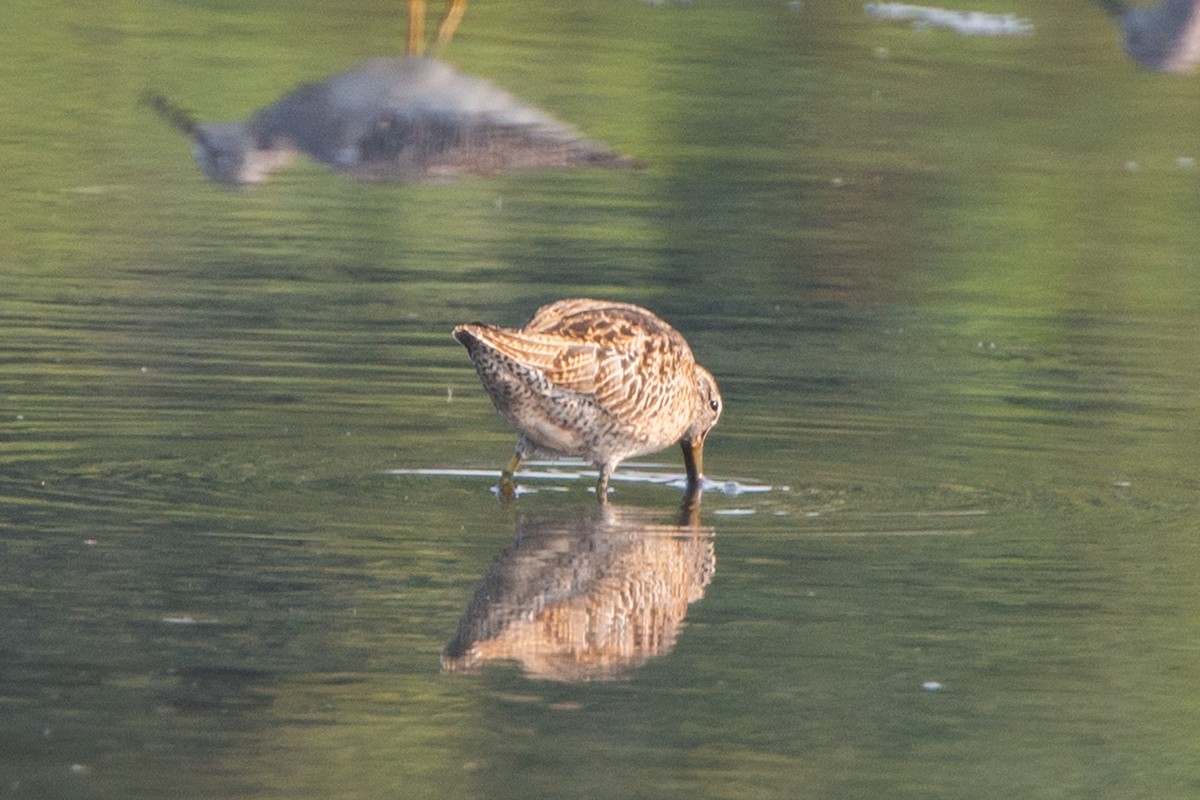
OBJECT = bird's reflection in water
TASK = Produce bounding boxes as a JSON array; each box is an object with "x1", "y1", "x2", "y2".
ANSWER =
[
  {"x1": 1097, "y1": 0, "x2": 1200, "y2": 73},
  {"x1": 443, "y1": 497, "x2": 714, "y2": 682}
]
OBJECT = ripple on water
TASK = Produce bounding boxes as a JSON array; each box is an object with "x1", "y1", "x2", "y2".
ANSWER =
[{"x1": 385, "y1": 462, "x2": 777, "y2": 498}]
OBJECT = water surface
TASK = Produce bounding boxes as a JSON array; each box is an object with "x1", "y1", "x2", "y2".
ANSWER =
[{"x1": 2, "y1": 1, "x2": 1199, "y2": 798}]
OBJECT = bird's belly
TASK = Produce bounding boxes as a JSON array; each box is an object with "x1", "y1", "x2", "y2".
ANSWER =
[
  {"x1": 518, "y1": 412, "x2": 683, "y2": 468},
  {"x1": 509, "y1": 397, "x2": 653, "y2": 461},
  {"x1": 516, "y1": 413, "x2": 590, "y2": 458}
]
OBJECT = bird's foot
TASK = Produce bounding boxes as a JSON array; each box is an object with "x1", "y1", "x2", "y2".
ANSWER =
[{"x1": 497, "y1": 472, "x2": 518, "y2": 503}]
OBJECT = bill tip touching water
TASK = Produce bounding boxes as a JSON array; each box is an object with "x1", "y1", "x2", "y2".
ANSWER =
[{"x1": 452, "y1": 298, "x2": 722, "y2": 503}]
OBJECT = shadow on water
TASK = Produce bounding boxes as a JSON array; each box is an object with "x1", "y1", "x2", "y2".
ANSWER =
[{"x1": 442, "y1": 497, "x2": 714, "y2": 682}]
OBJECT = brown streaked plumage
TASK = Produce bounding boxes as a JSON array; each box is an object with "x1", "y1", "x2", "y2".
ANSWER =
[{"x1": 453, "y1": 299, "x2": 723, "y2": 501}]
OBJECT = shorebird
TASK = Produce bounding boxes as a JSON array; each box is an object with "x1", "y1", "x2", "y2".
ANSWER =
[
  {"x1": 144, "y1": 0, "x2": 642, "y2": 183},
  {"x1": 144, "y1": 57, "x2": 641, "y2": 184},
  {"x1": 453, "y1": 299, "x2": 723, "y2": 501}
]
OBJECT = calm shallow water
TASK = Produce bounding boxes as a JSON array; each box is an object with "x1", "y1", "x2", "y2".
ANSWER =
[{"x1": 3, "y1": 1, "x2": 1200, "y2": 798}]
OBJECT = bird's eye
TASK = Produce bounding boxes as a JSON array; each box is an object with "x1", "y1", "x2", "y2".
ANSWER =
[{"x1": 710, "y1": 398, "x2": 720, "y2": 412}]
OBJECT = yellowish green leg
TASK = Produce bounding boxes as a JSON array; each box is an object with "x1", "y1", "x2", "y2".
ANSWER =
[
  {"x1": 595, "y1": 466, "x2": 613, "y2": 504},
  {"x1": 498, "y1": 451, "x2": 522, "y2": 501},
  {"x1": 407, "y1": 0, "x2": 426, "y2": 55},
  {"x1": 434, "y1": 0, "x2": 467, "y2": 51}
]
